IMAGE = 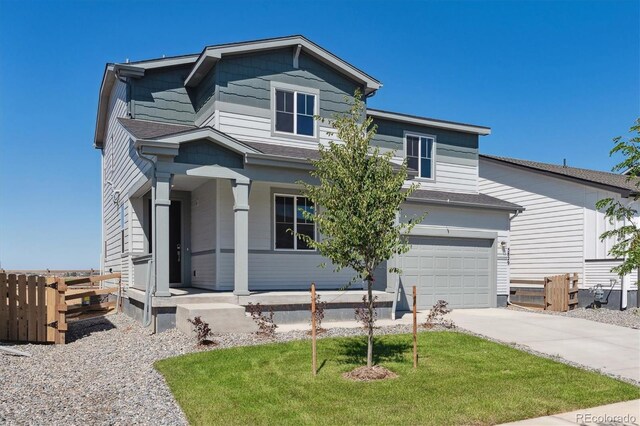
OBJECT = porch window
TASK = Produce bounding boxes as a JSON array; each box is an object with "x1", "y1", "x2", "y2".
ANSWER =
[
  {"x1": 406, "y1": 134, "x2": 435, "y2": 179},
  {"x1": 274, "y1": 89, "x2": 316, "y2": 137},
  {"x1": 274, "y1": 195, "x2": 315, "y2": 250}
]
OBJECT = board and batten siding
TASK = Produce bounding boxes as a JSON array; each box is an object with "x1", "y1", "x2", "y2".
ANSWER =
[
  {"x1": 479, "y1": 158, "x2": 638, "y2": 289},
  {"x1": 398, "y1": 203, "x2": 511, "y2": 295},
  {"x1": 102, "y1": 80, "x2": 152, "y2": 286},
  {"x1": 190, "y1": 180, "x2": 217, "y2": 288},
  {"x1": 371, "y1": 117, "x2": 479, "y2": 194}
]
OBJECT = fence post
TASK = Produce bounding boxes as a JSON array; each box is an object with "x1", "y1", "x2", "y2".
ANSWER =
[
  {"x1": 413, "y1": 285, "x2": 418, "y2": 369},
  {"x1": 0, "y1": 273, "x2": 7, "y2": 341},
  {"x1": 311, "y1": 282, "x2": 317, "y2": 376},
  {"x1": 8, "y1": 274, "x2": 17, "y2": 341},
  {"x1": 27, "y1": 275, "x2": 37, "y2": 342},
  {"x1": 55, "y1": 278, "x2": 67, "y2": 344},
  {"x1": 17, "y1": 275, "x2": 27, "y2": 341},
  {"x1": 37, "y1": 276, "x2": 46, "y2": 342}
]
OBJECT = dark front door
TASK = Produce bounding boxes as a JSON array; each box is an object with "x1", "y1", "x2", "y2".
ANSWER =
[{"x1": 169, "y1": 200, "x2": 182, "y2": 284}]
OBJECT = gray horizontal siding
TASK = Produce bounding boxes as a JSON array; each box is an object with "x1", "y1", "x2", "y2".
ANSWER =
[
  {"x1": 131, "y1": 65, "x2": 195, "y2": 125},
  {"x1": 371, "y1": 117, "x2": 479, "y2": 165},
  {"x1": 215, "y1": 48, "x2": 362, "y2": 119}
]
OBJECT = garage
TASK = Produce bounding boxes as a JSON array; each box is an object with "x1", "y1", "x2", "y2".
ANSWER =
[{"x1": 397, "y1": 236, "x2": 495, "y2": 311}]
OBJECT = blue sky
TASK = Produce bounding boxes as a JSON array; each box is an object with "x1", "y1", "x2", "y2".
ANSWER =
[{"x1": 0, "y1": 0, "x2": 638, "y2": 269}]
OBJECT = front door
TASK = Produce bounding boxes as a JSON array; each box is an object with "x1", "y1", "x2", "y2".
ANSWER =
[{"x1": 169, "y1": 200, "x2": 182, "y2": 284}]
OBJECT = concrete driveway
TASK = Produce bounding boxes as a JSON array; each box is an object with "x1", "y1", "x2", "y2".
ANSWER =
[{"x1": 449, "y1": 309, "x2": 640, "y2": 382}]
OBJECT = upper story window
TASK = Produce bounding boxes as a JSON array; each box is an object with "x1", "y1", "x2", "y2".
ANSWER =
[
  {"x1": 406, "y1": 134, "x2": 435, "y2": 179},
  {"x1": 274, "y1": 88, "x2": 317, "y2": 137},
  {"x1": 274, "y1": 194, "x2": 315, "y2": 250}
]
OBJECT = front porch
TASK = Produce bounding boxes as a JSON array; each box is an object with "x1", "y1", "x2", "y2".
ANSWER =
[{"x1": 118, "y1": 123, "x2": 391, "y2": 331}]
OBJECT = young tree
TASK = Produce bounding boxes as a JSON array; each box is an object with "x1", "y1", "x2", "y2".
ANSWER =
[
  {"x1": 297, "y1": 90, "x2": 422, "y2": 367},
  {"x1": 596, "y1": 119, "x2": 640, "y2": 307}
]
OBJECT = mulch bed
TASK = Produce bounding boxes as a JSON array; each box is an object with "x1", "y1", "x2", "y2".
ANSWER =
[{"x1": 342, "y1": 365, "x2": 399, "y2": 382}]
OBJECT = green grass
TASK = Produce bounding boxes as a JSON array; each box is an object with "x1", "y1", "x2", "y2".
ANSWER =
[{"x1": 155, "y1": 332, "x2": 639, "y2": 425}]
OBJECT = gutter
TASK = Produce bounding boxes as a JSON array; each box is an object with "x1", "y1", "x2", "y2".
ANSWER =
[{"x1": 405, "y1": 196, "x2": 524, "y2": 213}]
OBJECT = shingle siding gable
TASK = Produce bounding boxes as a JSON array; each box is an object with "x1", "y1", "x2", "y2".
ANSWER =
[{"x1": 130, "y1": 65, "x2": 196, "y2": 125}]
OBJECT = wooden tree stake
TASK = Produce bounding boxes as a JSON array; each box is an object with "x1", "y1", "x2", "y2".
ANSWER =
[
  {"x1": 413, "y1": 285, "x2": 418, "y2": 369},
  {"x1": 311, "y1": 282, "x2": 317, "y2": 376}
]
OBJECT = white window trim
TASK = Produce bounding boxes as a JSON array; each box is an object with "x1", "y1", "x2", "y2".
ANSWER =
[
  {"x1": 270, "y1": 81, "x2": 320, "y2": 141},
  {"x1": 273, "y1": 193, "x2": 317, "y2": 251},
  {"x1": 404, "y1": 131, "x2": 436, "y2": 181}
]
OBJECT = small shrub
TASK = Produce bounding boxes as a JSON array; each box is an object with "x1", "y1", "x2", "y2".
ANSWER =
[
  {"x1": 187, "y1": 316, "x2": 215, "y2": 346},
  {"x1": 309, "y1": 292, "x2": 327, "y2": 334},
  {"x1": 355, "y1": 295, "x2": 378, "y2": 329},
  {"x1": 423, "y1": 300, "x2": 456, "y2": 329},
  {"x1": 247, "y1": 303, "x2": 278, "y2": 337}
]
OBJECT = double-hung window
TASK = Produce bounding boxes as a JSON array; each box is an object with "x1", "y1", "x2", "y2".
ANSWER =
[
  {"x1": 274, "y1": 88, "x2": 316, "y2": 137},
  {"x1": 406, "y1": 134, "x2": 435, "y2": 179},
  {"x1": 274, "y1": 194, "x2": 315, "y2": 250}
]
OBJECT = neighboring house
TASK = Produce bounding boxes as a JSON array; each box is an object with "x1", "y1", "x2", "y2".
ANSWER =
[
  {"x1": 94, "y1": 35, "x2": 522, "y2": 331},
  {"x1": 479, "y1": 155, "x2": 639, "y2": 309}
]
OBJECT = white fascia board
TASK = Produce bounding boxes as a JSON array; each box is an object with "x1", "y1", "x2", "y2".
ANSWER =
[
  {"x1": 368, "y1": 109, "x2": 491, "y2": 136},
  {"x1": 184, "y1": 37, "x2": 381, "y2": 93},
  {"x1": 128, "y1": 55, "x2": 199, "y2": 70},
  {"x1": 93, "y1": 65, "x2": 116, "y2": 149}
]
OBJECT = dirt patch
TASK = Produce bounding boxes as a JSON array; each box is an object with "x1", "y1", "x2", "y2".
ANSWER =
[{"x1": 342, "y1": 365, "x2": 398, "y2": 382}]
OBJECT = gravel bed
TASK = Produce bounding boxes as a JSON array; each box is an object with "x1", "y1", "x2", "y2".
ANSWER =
[
  {"x1": 2, "y1": 312, "x2": 637, "y2": 425},
  {"x1": 508, "y1": 305, "x2": 640, "y2": 329},
  {"x1": 0, "y1": 314, "x2": 423, "y2": 426}
]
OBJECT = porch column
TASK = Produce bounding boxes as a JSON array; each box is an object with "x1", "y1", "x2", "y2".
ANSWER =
[
  {"x1": 154, "y1": 171, "x2": 172, "y2": 297},
  {"x1": 232, "y1": 179, "x2": 251, "y2": 296}
]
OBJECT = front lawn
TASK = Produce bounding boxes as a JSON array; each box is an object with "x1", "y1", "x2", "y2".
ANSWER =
[{"x1": 155, "y1": 332, "x2": 639, "y2": 425}]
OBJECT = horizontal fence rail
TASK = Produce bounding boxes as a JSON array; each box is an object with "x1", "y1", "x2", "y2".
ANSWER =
[
  {"x1": 510, "y1": 273, "x2": 579, "y2": 312},
  {"x1": 1, "y1": 272, "x2": 121, "y2": 344}
]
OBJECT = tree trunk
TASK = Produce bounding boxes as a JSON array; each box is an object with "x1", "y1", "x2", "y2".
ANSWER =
[{"x1": 366, "y1": 277, "x2": 374, "y2": 368}]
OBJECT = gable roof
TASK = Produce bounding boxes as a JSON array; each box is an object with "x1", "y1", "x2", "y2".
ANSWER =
[
  {"x1": 481, "y1": 154, "x2": 640, "y2": 196},
  {"x1": 184, "y1": 35, "x2": 381, "y2": 94}
]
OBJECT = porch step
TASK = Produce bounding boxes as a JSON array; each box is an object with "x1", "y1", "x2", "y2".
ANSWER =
[{"x1": 176, "y1": 303, "x2": 258, "y2": 335}]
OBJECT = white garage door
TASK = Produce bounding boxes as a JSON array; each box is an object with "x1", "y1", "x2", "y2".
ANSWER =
[{"x1": 398, "y1": 237, "x2": 494, "y2": 310}]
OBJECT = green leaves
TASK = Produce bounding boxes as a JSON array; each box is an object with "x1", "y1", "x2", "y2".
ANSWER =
[
  {"x1": 297, "y1": 89, "x2": 423, "y2": 282},
  {"x1": 598, "y1": 119, "x2": 640, "y2": 278}
]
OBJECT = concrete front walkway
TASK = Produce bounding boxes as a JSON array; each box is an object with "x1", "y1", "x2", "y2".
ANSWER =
[
  {"x1": 500, "y1": 399, "x2": 639, "y2": 425},
  {"x1": 449, "y1": 309, "x2": 640, "y2": 382}
]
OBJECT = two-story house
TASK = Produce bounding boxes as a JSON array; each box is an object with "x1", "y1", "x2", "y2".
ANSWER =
[{"x1": 94, "y1": 36, "x2": 522, "y2": 331}]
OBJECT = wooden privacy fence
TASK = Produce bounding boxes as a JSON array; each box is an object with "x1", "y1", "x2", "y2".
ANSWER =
[
  {"x1": 0, "y1": 272, "x2": 122, "y2": 344},
  {"x1": 510, "y1": 273, "x2": 579, "y2": 312}
]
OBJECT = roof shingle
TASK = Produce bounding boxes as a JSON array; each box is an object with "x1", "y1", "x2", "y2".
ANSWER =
[
  {"x1": 481, "y1": 154, "x2": 639, "y2": 194},
  {"x1": 118, "y1": 118, "x2": 195, "y2": 139},
  {"x1": 407, "y1": 189, "x2": 523, "y2": 211}
]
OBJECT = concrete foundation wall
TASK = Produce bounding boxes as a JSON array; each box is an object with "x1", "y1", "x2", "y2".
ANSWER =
[
  {"x1": 577, "y1": 289, "x2": 638, "y2": 310},
  {"x1": 122, "y1": 296, "x2": 393, "y2": 333}
]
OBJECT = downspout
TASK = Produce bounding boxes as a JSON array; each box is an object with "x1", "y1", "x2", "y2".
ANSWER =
[
  {"x1": 505, "y1": 210, "x2": 521, "y2": 306},
  {"x1": 136, "y1": 146, "x2": 157, "y2": 329}
]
